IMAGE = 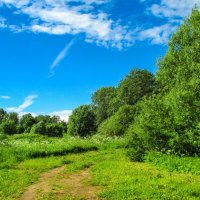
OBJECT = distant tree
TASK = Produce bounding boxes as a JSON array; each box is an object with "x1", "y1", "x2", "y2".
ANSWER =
[
  {"x1": 117, "y1": 69, "x2": 155, "y2": 105},
  {"x1": 51, "y1": 116, "x2": 60, "y2": 123},
  {"x1": 92, "y1": 87, "x2": 117, "y2": 125},
  {"x1": 31, "y1": 121, "x2": 46, "y2": 135},
  {"x1": 0, "y1": 120, "x2": 17, "y2": 135},
  {"x1": 20, "y1": 114, "x2": 36, "y2": 133},
  {"x1": 35, "y1": 115, "x2": 51, "y2": 123},
  {"x1": 16, "y1": 124, "x2": 24, "y2": 134},
  {"x1": 7, "y1": 112, "x2": 19, "y2": 124},
  {"x1": 0, "y1": 109, "x2": 7, "y2": 122},
  {"x1": 67, "y1": 105, "x2": 96, "y2": 137},
  {"x1": 45, "y1": 123, "x2": 64, "y2": 137}
]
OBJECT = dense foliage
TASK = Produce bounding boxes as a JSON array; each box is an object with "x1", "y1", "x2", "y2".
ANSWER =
[
  {"x1": 92, "y1": 87, "x2": 117, "y2": 125},
  {"x1": 97, "y1": 105, "x2": 140, "y2": 137},
  {"x1": 117, "y1": 69, "x2": 155, "y2": 105},
  {"x1": 0, "y1": 110, "x2": 67, "y2": 137},
  {"x1": 67, "y1": 105, "x2": 96, "y2": 137},
  {"x1": 127, "y1": 8, "x2": 200, "y2": 160}
]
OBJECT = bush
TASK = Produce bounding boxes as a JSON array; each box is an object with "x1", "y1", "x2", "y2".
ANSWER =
[
  {"x1": 144, "y1": 151, "x2": 200, "y2": 175},
  {"x1": 97, "y1": 105, "x2": 139, "y2": 137},
  {"x1": 31, "y1": 122, "x2": 65, "y2": 137},
  {"x1": 45, "y1": 123, "x2": 64, "y2": 137},
  {"x1": 31, "y1": 121, "x2": 46, "y2": 135},
  {"x1": 0, "y1": 120, "x2": 17, "y2": 135}
]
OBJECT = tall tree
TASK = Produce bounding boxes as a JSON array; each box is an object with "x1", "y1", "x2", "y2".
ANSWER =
[
  {"x1": 117, "y1": 69, "x2": 155, "y2": 105},
  {"x1": 67, "y1": 105, "x2": 96, "y2": 137},
  {"x1": 0, "y1": 109, "x2": 7, "y2": 122},
  {"x1": 20, "y1": 114, "x2": 36, "y2": 133},
  {"x1": 92, "y1": 87, "x2": 116, "y2": 125}
]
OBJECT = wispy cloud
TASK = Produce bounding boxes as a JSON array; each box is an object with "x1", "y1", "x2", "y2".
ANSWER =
[
  {"x1": 0, "y1": 0, "x2": 134, "y2": 49},
  {"x1": 49, "y1": 38, "x2": 76, "y2": 78},
  {"x1": 6, "y1": 94, "x2": 38, "y2": 113},
  {"x1": 0, "y1": 95, "x2": 11, "y2": 99}
]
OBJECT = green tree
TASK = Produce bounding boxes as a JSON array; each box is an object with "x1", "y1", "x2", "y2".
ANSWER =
[
  {"x1": 128, "y1": 8, "x2": 200, "y2": 159},
  {"x1": 45, "y1": 123, "x2": 64, "y2": 137},
  {"x1": 31, "y1": 121, "x2": 46, "y2": 135},
  {"x1": 117, "y1": 69, "x2": 155, "y2": 105},
  {"x1": 97, "y1": 104, "x2": 140, "y2": 137},
  {"x1": 67, "y1": 105, "x2": 96, "y2": 137},
  {"x1": 92, "y1": 87, "x2": 117, "y2": 125},
  {"x1": 0, "y1": 109, "x2": 7, "y2": 122},
  {"x1": 20, "y1": 114, "x2": 36, "y2": 133},
  {"x1": 35, "y1": 115, "x2": 51, "y2": 123},
  {"x1": 0, "y1": 120, "x2": 17, "y2": 135},
  {"x1": 7, "y1": 112, "x2": 19, "y2": 124}
]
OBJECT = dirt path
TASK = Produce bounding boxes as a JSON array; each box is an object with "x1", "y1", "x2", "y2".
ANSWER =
[{"x1": 20, "y1": 166, "x2": 100, "y2": 200}]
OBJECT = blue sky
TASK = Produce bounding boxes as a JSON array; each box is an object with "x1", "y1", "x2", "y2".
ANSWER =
[{"x1": 0, "y1": 0, "x2": 199, "y2": 121}]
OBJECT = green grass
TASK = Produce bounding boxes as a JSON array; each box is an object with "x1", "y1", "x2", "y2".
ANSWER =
[
  {"x1": 0, "y1": 133, "x2": 126, "y2": 169},
  {"x1": 0, "y1": 133, "x2": 126, "y2": 199},
  {"x1": 0, "y1": 134, "x2": 200, "y2": 200},
  {"x1": 144, "y1": 151, "x2": 200, "y2": 175},
  {"x1": 64, "y1": 150, "x2": 200, "y2": 200},
  {"x1": 0, "y1": 156, "x2": 65, "y2": 200}
]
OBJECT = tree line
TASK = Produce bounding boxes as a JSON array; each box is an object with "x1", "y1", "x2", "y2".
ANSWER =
[
  {"x1": 67, "y1": 8, "x2": 200, "y2": 160},
  {"x1": 0, "y1": 110, "x2": 67, "y2": 137}
]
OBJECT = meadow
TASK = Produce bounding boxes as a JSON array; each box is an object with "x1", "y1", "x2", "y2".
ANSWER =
[{"x1": 0, "y1": 134, "x2": 200, "y2": 200}]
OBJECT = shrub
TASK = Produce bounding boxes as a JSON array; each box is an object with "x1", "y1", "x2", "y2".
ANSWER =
[
  {"x1": 97, "y1": 105, "x2": 139, "y2": 137},
  {"x1": 31, "y1": 121, "x2": 46, "y2": 135},
  {"x1": 45, "y1": 123, "x2": 64, "y2": 137},
  {"x1": 0, "y1": 120, "x2": 17, "y2": 135}
]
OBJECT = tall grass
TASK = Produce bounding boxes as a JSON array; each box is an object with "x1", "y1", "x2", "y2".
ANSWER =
[
  {"x1": 0, "y1": 133, "x2": 126, "y2": 169},
  {"x1": 144, "y1": 151, "x2": 200, "y2": 175}
]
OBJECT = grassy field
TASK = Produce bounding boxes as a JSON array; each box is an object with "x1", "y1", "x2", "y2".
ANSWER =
[{"x1": 0, "y1": 134, "x2": 200, "y2": 200}]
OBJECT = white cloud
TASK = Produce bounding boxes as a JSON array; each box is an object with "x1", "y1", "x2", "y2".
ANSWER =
[
  {"x1": 49, "y1": 110, "x2": 72, "y2": 122},
  {"x1": 0, "y1": 0, "x2": 30, "y2": 8},
  {"x1": 149, "y1": 0, "x2": 200, "y2": 18},
  {"x1": 138, "y1": 24, "x2": 177, "y2": 44},
  {"x1": 0, "y1": 0, "x2": 134, "y2": 48},
  {"x1": 49, "y1": 38, "x2": 76, "y2": 77},
  {"x1": 138, "y1": 0, "x2": 200, "y2": 45},
  {"x1": 6, "y1": 94, "x2": 38, "y2": 113},
  {"x1": 0, "y1": 95, "x2": 11, "y2": 99},
  {"x1": 1, "y1": 0, "x2": 198, "y2": 48}
]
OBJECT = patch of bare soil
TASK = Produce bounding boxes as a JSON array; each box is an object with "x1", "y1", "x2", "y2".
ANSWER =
[{"x1": 20, "y1": 166, "x2": 100, "y2": 200}]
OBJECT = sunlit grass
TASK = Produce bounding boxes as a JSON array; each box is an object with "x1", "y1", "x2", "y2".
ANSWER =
[
  {"x1": 0, "y1": 134, "x2": 200, "y2": 200},
  {"x1": 65, "y1": 150, "x2": 200, "y2": 200}
]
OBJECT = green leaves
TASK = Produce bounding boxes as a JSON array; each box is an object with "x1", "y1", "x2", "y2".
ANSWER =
[
  {"x1": 67, "y1": 105, "x2": 96, "y2": 137},
  {"x1": 118, "y1": 69, "x2": 156, "y2": 105},
  {"x1": 128, "y1": 7, "x2": 200, "y2": 158}
]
